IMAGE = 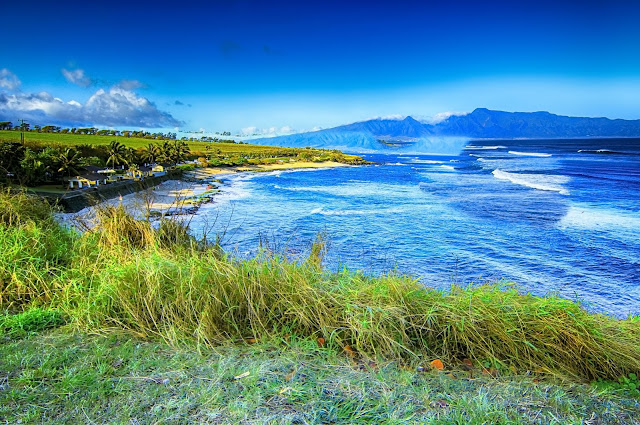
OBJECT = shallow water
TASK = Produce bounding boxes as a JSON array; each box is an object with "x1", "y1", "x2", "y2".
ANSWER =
[{"x1": 190, "y1": 138, "x2": 640, "y2": 317}]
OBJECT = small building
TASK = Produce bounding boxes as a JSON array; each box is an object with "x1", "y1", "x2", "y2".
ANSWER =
[
  {"x1": 151, "y1": 163, "x2": 168, "y2": 176},
  {"x1": 68, "y1": 173, "x2": 109, "y2": 189},
  {"x1": 127, "y1": 166, "x2": 154, "y2": 180}
]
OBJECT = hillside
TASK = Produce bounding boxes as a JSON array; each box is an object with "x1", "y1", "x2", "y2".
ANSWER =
[{"x1": 251, "y1": 109, "x2": 640, "y2": 153}]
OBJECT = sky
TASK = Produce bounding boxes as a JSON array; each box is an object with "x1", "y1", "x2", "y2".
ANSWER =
[{"x1": 1, "y1": 0, "x2": 640, "y2": 135}]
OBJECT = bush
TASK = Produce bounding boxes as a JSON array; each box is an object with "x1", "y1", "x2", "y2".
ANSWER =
[
  {"x1": 175, "y1": 164, "x2": 195, "y2": 172},
  {"x1": 0, "y1": 308, "x2": 65, "y2": 338}
]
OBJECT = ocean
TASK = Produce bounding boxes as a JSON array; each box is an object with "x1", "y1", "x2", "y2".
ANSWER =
[{"x1": 190, "y1": 138, "x2": 640, "y2": 318}]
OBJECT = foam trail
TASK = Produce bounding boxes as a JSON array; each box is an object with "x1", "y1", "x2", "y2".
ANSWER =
[
  {"x1": 465, "y1": 145, "x2": 507, "y2": 150},
  {"x1": 509, "y1": 151, "x2": 552, "y2": 157},
  {"x1": 411, "y1": 159, "x2": 444, "y2": 164},
  {"x1": 559, "y1": 205, "x2": 640, "y2": 231},
  {"x1": 492, "y1": 169, "x2": 569, "y2": 195}
]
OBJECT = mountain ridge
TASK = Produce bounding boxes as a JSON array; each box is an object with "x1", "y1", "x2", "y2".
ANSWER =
[{"x1": 250, "y1": 109, "x2": 640, "y2": 153}]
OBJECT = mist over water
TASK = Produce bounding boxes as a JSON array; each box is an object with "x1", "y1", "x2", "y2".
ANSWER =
[{"x1": 191, "y1": 138, "x2": 640, "y2": 318}]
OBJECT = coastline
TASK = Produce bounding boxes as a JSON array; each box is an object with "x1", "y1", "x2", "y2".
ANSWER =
[{"x1": 58, "y1": 160, "x2": 353, "y2": 224}]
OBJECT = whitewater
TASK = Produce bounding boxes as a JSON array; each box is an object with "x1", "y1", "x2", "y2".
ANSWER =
[{"x1": 190, "y1": 138, "x2": 640, "y2": 318}]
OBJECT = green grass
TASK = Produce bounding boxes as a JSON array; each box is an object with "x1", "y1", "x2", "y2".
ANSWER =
[
  {"x1": 0, "y1": 190, "x2": 639, "y2": 382},
  {"x1": 0, "y1": 308, "x2": 65, "y2": 338},
  {"x1": 1, "y1": 329, "x2": 638, "y2": 424},
  {"x1": 0, "y1": 130, "x2": 365, "y2": 164},
  {"x1": 0, "y1": 190, "x2": 640, "y2": 423}
]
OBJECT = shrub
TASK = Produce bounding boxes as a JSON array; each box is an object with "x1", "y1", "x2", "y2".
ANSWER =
[{"x1": 0, "y1": 308, "x2": 65, "y2": 338}]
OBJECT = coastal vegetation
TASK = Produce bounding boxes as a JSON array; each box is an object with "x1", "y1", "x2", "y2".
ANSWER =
[
  {"x1": 1, "y1": 189, "x2": 639, "y2": 422},
  {"x1": 0, "y1": 128, "x2": 367, "y2": 188}
]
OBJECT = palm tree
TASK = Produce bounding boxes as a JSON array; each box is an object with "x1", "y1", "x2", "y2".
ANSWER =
[
  {"x1": 106, "y1": 140, "x2": 129, "y2": 168},
  {"x1": 141, "y1": 143, "x2": 161, "y2": 164},
  {"x1": 56, "y1": 148, "x2": 82, "y2": 183},
  {"x1": 174, "y1": 140, "x2": 190, "y2": 164},
  {"x1": 159, "y1": 140, "x2": 191, "y2": 165}
]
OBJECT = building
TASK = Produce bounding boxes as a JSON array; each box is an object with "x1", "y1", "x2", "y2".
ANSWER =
[{"x1": 67, "y1": 173, "x2": 109, "y2": 189}]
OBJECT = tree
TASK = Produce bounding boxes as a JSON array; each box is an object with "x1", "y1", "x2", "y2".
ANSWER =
[
  {"x1": 56, "y1": 148, "x2": 83, "y2": 183},
  {"x1": 106, "y1": 140, "x2": 129, "y2": 168},
  {"x1": 159, "y1": 140, "x2": 190, "y2": 165},
  {"x1": 20, "y1": 147, "x2": 58, "y2": 186},
  {"x1": 0, "y1": 121, "x2": 12, "y2": 130},
  {"x1": 140, "y1": 143, "x2": 161, "y2": 164},
  {"x1": 0, "y1": 141, "x2": 25, "y2": 183}
]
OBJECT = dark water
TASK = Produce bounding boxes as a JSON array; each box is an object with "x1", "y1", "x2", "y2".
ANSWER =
[{"x1": 191, "y1": 138, "x2": 640, "y2": 317}]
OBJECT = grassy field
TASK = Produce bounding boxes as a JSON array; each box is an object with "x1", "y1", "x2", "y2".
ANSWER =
[
  {"x1": 1, "y1": 190, "x2": 639, "y2": 423},
  {"x1": 0, "y1": 130, "x2": 363, "y2": 162}
]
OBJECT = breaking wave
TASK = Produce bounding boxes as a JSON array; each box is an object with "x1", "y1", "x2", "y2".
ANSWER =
[
  {"x1": 508, "y1": 151, "x2": 552, "y2": 157},
  {"x1": 492, "y1": 169, "x2": 569, "y2": 195},
  {"x1": 465, "y1": 145, "x2": 507, "y2": 150}
]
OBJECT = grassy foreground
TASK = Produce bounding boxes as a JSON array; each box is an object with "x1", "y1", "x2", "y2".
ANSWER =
[
  {"x1": 1, "y1": 329, "x2": 638, "y2": 424},
  {"x1": 1, "y1": 189, "x2": 640, "y2": 423}
]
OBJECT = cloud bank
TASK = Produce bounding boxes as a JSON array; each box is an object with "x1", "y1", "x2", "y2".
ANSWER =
[
  {"x1": 422, "y1": 111, "x2": 468, "y2": 124},
  {"x1": 0, "y1": 69, "x2": 182, "y2": 128}
]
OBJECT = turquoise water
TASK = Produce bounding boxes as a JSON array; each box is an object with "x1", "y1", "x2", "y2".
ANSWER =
[{"x1": 191, "y1": 138, "x2": 640, "y2": 317}]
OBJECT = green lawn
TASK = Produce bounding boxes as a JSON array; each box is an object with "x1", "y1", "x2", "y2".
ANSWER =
[
  {"x1": 0, "y1": 130, "x2": 334, "y2": 157},
  {"x1": 1, "y1": 328, "x2": 639, "y2": 424}
]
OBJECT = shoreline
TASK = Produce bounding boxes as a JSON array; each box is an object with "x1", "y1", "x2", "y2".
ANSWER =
[{"x1": 58, "y1": 161, "x2": 353, "y2": 224}]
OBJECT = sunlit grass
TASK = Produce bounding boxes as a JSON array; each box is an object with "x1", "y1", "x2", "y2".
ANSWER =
[
  {"x1": 1, "y1": 190, "x2": 639, "y2": 384},
  {"x1": 1, "y1": 330, "x2": 638, "y2": 424}
]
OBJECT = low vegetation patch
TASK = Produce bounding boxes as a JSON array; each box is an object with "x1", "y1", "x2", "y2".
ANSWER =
[
  {"x1": 0, "y1": 308, "x2": 65, "y2": 339},
  {"x1": 0, "y1": 190, "x2": 639, "y2": 386},
  {"x1": 1, "y1": 330, "x2": 639, "y2": 424}
]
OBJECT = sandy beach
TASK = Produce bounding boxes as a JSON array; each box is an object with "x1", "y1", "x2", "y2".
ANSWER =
[{"x1": 58, "y1": 161, "x2": 351, "y2": 225}]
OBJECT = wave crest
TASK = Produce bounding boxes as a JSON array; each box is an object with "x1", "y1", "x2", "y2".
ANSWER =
[
  {"x1": 492, "y1": 169, "x2": 569, "y2": 195},
  {"x1": 508, "y1": 151, "x2": 552, "y2": 157}
]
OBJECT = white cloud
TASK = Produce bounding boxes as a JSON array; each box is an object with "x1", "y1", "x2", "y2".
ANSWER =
[
  {"x1": 239, "y1": 125, "x2": 297, "y2": 137},
  {"x1": 83, "y1": 86, "x2": 182, "y2": 127},
  {"x1": 362, "y1": 114, "x2": 405, "y2": 121},
  {"x1": 422, "y1": 111, "x2": 469, "y2": 124},
  {"x1": 0, "y1": 68, "x2": 21, "y2": 91},
  {"x1": 0, "y1": 85, "x2": 183, "y2": 128},
  {"x1": 61, "y1": 68, "x2": 92, "y2": 87}
]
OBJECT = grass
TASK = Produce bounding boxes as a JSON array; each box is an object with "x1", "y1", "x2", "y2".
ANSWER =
[
  {"x1": 0, "y1": 307, "x2": 65, "y2": 338},
  {"x1": 0, "y1": 130, "x2": 366, "y2": 164},
  {"x1": 1, "y1": 328, "x2": 638, "y2": 424},
  {"x1": 0, "y1": 189, "x2": 639, "y2": 422}
]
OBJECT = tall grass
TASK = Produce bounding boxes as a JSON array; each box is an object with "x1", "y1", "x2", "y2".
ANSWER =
[
  {"x1": 0, "y1": 189, "x2": 72, "y2": 309},
  {"x1": 0, "y1": 190, "x2": 639, "y2": 381}
]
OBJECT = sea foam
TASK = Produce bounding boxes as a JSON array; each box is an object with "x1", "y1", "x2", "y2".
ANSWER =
[
  {"x1": 465, "y1": 145, "x2": 507, "y2": 150},
  {"x1": 508, "y1": 151, "x2": 552, "y2": 157},
  {"x1": 559, "y1": 205, "x2": 640, "y2": 231},
  {"x1": 492, "y1": 169, "x2": 569, "y2": 195}
]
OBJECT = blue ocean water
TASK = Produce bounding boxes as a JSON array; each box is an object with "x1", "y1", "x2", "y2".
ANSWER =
[{"x1": 191, "y1": 138, "x2": 640, "y2": 317}]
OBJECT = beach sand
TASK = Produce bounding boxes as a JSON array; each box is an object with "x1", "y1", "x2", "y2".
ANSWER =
[{"x1": 58, "y1": 161, "x2": 350, "y2": 225}]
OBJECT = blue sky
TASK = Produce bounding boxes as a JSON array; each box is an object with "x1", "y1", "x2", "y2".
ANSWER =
[{"x1": 1, "y1": 0, "x2": 639, "y2": 135}]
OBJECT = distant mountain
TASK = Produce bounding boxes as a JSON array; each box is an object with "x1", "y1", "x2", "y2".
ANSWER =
[
  {"x1": 251, "y1": 109, "x2": 640, "y2": 153},
  {"x1": 434, "y1": 108, "x2": 640, "y2": 139}
]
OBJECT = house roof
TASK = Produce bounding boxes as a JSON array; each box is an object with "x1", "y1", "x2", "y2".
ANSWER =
[{"x1": 75, "y1": 173, "x2": 108, "y2": 181}]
